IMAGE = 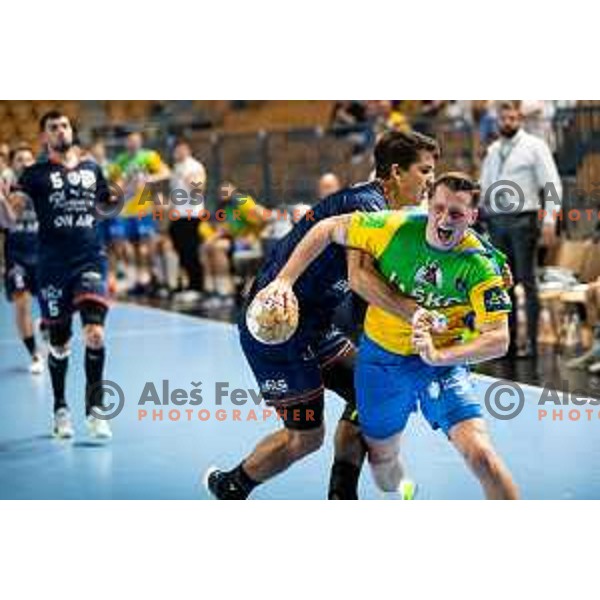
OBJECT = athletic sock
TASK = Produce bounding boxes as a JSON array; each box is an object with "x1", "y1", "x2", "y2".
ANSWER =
[
  {"x1": 48, "y1": 353, "x2": 69, "y2": 412},
  {"x1": 85, "y1": 347, "x2": 106, "y2": 415},
  {"x1": 228, "y1": 463, "x2": 260, "y2": 498},
  {"x1": 23, "y1": 335, "x2": 37, "y2": 358},
  {"x1": 328, "y1": 460, "x2": 360, "y2": 500}
]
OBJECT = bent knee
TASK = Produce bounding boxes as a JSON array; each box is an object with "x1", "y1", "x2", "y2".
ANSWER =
[
  {"x1": 84, "y1": 324, "x2": 105, "y2": 349},
  {"x1": 287, "y1": 427, "x2": 325, "y2": 460},
  {"x1": 367, "y1": 439, "x2": 399, "y2": 465},
  {"x1": 465, "y1": 445, "x2": 501, "y2": 479}
]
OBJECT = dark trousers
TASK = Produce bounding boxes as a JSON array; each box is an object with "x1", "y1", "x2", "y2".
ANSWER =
[
  {"x1": 487, "y1": 212, "x2": 540, "y2": 353},
  {"x1": 169, "y1": 218, "x2": 203, "y2": 292}
]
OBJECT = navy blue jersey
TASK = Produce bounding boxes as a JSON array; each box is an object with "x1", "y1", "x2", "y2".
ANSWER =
[
  {"x1": 18, "y1": 158, "x2": 109, "y2": 265},
  {"x1": 3, "y1": 189, "x2": 39, "y2": 266},
  {"x1": 252, "y1": 181, "x2": 388, "y2": 330}
]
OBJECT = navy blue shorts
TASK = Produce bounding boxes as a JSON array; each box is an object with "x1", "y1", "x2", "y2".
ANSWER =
[
  {"x1": 4, "y1": 260, "x2": 38, "y2": 300},
  {"x1": 38, "y1": 256, "x2": 109, "y2": 325},
  {"x1": 356, "y1": 335, "x2": 483, "y2": 440},
  {"x1": 239, "y1": 314, "x2": 353, "y2": 408}
]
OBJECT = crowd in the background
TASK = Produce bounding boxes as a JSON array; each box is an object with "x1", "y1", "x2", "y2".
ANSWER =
[
  {"x1": 0, "y1": 100, "x2": 583, "y2": 326},
  {"x1": 0, "y1": 101, "x2": 563, "y2": 317},
  {"x1": 1, "y1": 131, "x2": 337, "y2": 313},
  {"x1": 330, "y1": 100, "x2": 577, "y2": 160}
]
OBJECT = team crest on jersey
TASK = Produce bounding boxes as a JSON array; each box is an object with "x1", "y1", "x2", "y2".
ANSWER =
[
  {"x1": 415, "y1": 261, "x2": 442, "y2": 288},
  {"x1": 67, "y1": 171, "x2": 81, "y2": 186},
  {"x1": 80, "y1": 169, "x2": 97, "y2": 190},
  {"x1": 483, "y1": 287, "x2": 511, "y2": 313},
  {"x1": 41, "y1": 285, "x2": 63, "y2": 301},
  {"x1": 260, "y1": 379, "x2": 289, "y2": 397}
]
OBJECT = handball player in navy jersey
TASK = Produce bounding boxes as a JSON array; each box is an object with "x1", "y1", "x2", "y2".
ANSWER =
[
  {"x1": 206, "y1": 130, "x2": 439, "y2": 499},
  {"x1": 11, "y1": 111, "x2": 114, "y2": 439}
]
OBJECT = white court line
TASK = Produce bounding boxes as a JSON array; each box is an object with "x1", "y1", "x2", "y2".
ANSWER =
[
  {"x1": 0, "y1": 302, "x2": 228, "y2": 347},
  {"x1": 118, "y1": 301, "x2": 231, "y2": 328},
  {"x1": 473, "y1": 373, "x2": 600, "y2": 405},
  {"x1": 4, "y1": 300, "x2": 598, "y2": 404}
]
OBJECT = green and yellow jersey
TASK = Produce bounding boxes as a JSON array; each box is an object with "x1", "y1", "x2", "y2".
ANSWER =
[
  {"x1": 347, "y1": 211, "x2": 511, "y2": 355},
  {"x1": 109, "y1": 149, "x2": 165, "y2": 218}
]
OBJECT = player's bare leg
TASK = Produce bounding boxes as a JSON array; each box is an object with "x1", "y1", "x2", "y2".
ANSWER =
[
  {"x1": 364, "y1": 432, "x2": 405, "y2": 492},
  {"x1": 205, "y1": 399, "x2": 325, "y2": 499},
  {"x1": 449, "y1": 418, "x2": 519, "y2": 499},
  {"x1": 205, "y1": 426, "x2": 325, "y2": 499},
  {"x1": 13, "y1": 291, "x2": 43, "y2": 373},
  {"x1": 243, "y1": 425, "x2": 325, "y2": 481}
]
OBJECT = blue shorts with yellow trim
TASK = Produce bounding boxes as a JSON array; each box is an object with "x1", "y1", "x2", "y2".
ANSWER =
[{"x1": 355, "y1": 335, "x2": 482, "y2": 440}]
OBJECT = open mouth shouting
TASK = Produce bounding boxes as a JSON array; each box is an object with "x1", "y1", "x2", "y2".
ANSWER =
[{"x1": 436, "y1": 224, "x2": 455, "y2": 246}]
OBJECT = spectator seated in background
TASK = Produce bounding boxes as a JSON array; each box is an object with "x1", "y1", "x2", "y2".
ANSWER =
[
  {"x1": 369, "y1": 100, "x2": 409, "y2": 136},
  {"x1": 565, "y1": 227, "x2": 600, "y2": 373},
  {"x1": 330, "y1": 101, "x2": 371, "y2": 160},
  {"x1": 198, "y1": 182, "x2": 267, "y2": 308}
]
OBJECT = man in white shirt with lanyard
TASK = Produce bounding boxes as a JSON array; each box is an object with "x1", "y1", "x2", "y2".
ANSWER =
[{"x1": 480, "y1": 100, "x2": 562, "y2": 358}]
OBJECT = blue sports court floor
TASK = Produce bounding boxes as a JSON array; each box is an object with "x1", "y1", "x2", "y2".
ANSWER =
[{"x1": 1, "y1": 300, "x2": 599, "y2": 499}]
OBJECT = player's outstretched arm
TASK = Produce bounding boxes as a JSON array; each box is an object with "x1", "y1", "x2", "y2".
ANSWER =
[
  {"x1": 254, "y1": 214, "x2": 352, "y2": 309},
  {"x1": 277, "y1": 214, "x2": 352, "y2": 285},
  {"x1": 413, "y1": 317, "x2": 510, "y2": 367}
]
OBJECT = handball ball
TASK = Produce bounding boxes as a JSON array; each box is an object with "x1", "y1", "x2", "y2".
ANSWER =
[{"x1": 246, "y1": 291, "x2": 299, "y2": 345}]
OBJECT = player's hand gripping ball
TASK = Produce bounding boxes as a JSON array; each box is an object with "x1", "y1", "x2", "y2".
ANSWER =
[{"x1": 246, "y1": 279, "x2": 300, "y2": 344}]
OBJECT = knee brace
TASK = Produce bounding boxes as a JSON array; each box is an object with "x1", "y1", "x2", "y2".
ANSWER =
[
  {"x1": 48, "y1": 320, "x2": 72, "y2": 355},
  {"x1": 79, "y1": 300, "x2": 108, "y2": 327}
]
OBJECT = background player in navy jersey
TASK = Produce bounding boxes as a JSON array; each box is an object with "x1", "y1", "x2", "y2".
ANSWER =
[
  {"x1": 0, "y1": 144, "x2": 44, "y2": 374},
  {"x1": 11, "y1": 111, "x2": 113, "y2": 440},
  {"x1": 206, "y1": 130, "x2": 439, "y2": 499}
]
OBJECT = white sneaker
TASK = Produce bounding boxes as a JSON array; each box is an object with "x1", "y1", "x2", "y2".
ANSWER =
[
  {"x1": 378, "y1": 479, "x2": 418, "y2": 500},
  {"x1": 86, "y1": 413, "x2": 113, "y2": 440},
  {"x1": 53, "y1": 408, "x2": 74, "y2": 439},
  {"x1": 29, "y1": 354, "x2": 44, "y2": 375}
]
